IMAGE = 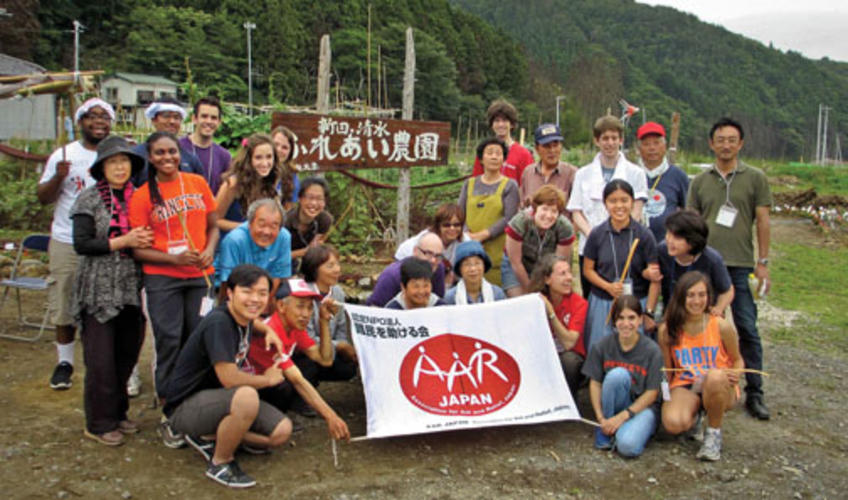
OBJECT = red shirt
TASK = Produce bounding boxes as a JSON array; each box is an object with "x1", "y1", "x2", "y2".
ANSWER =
[
  {"x1": 471, "y1": 142, "x2": 534, "y2": 185},
  {"x1": 247, "y1": 312, "x2": 315, "y2": 372},
  {"x1": 553, "y1": 292, "x2": 588, "y2": 357}
]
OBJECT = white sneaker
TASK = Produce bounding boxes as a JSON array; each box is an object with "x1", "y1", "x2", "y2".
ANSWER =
[
  {"x1": 127, "y1": 367, "x2": 142, "y2": 398},
  {"x1": 697, "y1": 428, "x2": 722, "y2": 461}
]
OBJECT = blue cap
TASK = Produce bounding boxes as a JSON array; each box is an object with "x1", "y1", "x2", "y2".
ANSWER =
[
  {"x1": 453, "y1": 240, "x2": 492, "y2": 276},
  {"x1": 534, "y1": 123, "x2": 563, "y2": 145}
]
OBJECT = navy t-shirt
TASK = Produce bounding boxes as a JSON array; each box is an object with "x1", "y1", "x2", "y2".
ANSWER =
[
  {"x1": 657, "y1": 243, "x2": 732, "y2": 305},
  {"x1": 643, "y1": 165, "x2": 689, "y2": 244},
  {"x1": 584, "y1": 218, "x2": 658, "y2": 300},
  {"x1": 162, "y1": 305, "x2": 251, "y2": 416}
]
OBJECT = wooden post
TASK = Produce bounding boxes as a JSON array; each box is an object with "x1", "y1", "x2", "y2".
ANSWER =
[
  {"x1": 316, "y1": 35, "x2": 331, "y2": 114},
  {"x1": 669, "y1": 112, "x2": 680, "y2": 165},
  {"x1": 396, "y1": 27, "x2": 415, "y2": 244},
  {"x1": 454, "y1": 115, "x2": 463, "y2": 158},
  {"x1": 367, "y1": 4, "x2": 372, "y2": 110}
]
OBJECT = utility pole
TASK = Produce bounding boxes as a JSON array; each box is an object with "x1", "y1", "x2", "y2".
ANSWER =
[
  {"x1": 821, "y1": 105, "x2": 830, "y2": 165},
  {"x1": 815, "y1": 104, "x2": 822, "y2": 164},
  {"x1": 73, "y1": 20, "x2": 83, "y2": 84},
  {"x1": 243, "y1": 21, "x2": 256, "y2": 117},
  {"x1": 555, "y1": 95, "x2": 566, "y2": 130}
]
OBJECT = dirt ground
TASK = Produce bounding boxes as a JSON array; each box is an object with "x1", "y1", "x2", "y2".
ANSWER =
[{"x1": 1, "y1": 217, "x2": 846, "y2": 499}]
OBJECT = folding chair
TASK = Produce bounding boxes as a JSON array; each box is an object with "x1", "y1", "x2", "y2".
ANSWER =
[{"x1": 0, "y1": 234, "x2": 51, "y2": 342}]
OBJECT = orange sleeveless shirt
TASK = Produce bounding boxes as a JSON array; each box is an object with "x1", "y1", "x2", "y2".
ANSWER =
[{"x1": 670, "y1": 315, "x2": 732, "y2": 388}]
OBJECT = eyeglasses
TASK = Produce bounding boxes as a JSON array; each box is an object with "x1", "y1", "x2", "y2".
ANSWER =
[
  {"x1": 441, "y1": 222, "x2": 462, "y2": 228},
  {"x1": 84, "y1": 113, "x2": 111, "y2": 121},
  {"x1": 416, "y1": 246, "x2": 440, "y2": 260}
]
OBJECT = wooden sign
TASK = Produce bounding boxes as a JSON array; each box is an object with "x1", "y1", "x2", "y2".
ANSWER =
[{"x1": 271, "y1": 112, "x2": 450, "y2": 172}]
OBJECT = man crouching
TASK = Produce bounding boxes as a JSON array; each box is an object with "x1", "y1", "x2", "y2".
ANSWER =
[{"x1": 161, "y1": 264, "x2": 299, "y2": 488}]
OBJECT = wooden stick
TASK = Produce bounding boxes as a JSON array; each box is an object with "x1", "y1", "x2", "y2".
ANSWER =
[
  {"x1": 662, "y1": 367, "x2": 770, "y2": 377},
  {"x1": 350, "y1": 435, "x2": 369, "y2": 442},
  {"x1": 605, "y1": 237, "x2": 640, "y2": 325},
  {"x1": 580, "y1": 417, "x2": 601, "y2": 428},
  {"x1": 331, "y1": 439, "x2": 339, "y2": 468},
  {"x1": 176, "y1": 211, "x2": 213, "y2": 289}
]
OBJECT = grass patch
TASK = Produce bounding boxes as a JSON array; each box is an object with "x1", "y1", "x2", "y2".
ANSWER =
[
  {"x1": 769, "y1": 241, "x2": 848, "y2": 354},
  {"x1": 762, "y1": 162, "x2": 848, "y2": 196}
]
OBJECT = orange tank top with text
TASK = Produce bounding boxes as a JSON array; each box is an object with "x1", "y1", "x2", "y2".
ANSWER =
[{"x1": 670, "y1": 315, "x2": 731, "y2": 388}]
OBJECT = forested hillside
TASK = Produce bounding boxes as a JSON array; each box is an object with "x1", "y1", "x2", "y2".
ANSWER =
[
  {"x1": 23, "y1": 0, "x2": 534, "y2": 124},
  {"x1": 8, "y1": 0, "x2": 846, "y2": 158}
]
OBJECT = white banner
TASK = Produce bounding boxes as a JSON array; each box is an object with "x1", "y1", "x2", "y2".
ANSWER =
[{"x1": 346, "y1": 294, "x2": 581, "y2": 439}]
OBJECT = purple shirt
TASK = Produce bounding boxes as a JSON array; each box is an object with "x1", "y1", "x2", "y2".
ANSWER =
[
  {"x1": 366, "y1": 258, "x2": 446, "y2": 307},
  {"x1": 179, "y1": 136, "x2": 231, "y2": 195}
]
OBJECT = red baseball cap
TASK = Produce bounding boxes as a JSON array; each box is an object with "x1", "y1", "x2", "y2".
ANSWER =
[
  {"x1": 275, "y1": 278, "x2": 322, "y2": 300},
  {"x1": 637, "y1": 122, "x2": 666, "y2": 140}
]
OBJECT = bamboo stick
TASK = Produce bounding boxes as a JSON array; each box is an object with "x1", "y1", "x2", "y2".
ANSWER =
[
  {"x1": 605, "y1": 237, "x2": 640, "y2": 325},
  {"x1": 662, "y1": 367, "x2": 770, "y2": 377},
  {"x1": 176, "y1": 211, "x2": 213, "y2": 289}
]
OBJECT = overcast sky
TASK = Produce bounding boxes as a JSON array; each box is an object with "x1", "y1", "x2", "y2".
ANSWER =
[{"x1": 638, "y1": 0, "x2": 848, "y2": 62}]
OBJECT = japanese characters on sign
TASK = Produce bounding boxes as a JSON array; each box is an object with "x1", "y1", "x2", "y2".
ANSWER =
[{"x1": 271, "y1": 112, "x2": 451, "y2": 172}]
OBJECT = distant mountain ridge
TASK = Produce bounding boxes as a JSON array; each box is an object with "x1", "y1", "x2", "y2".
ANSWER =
[{"x1": 451, "y1": 0, "x2": 847, "y2": 158}]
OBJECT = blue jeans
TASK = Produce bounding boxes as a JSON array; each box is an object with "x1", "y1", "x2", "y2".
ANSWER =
[
  {"x1": 727, "y1": 266, "x2": 763, "y2": 396},
  {"x1": 500, "y1": 256, "x2": 521, "y2": 291},
  {"x1": 598, "y1": 367, "x2": 658, "y2": 458}
]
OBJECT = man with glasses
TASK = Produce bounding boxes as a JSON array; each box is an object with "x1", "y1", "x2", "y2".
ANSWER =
[
  {"x1": 131, "y1": 95, "x2": 205, "y2": 186},
  {"x1": 688, "y1": 117, "x2": 772, "y2": 421},
  {"x1": 37, "y1": 98, "x2": 114, "y2": 389},
  {"x1": 366, "y1": 233, "x2": 446, "y2": 307}
]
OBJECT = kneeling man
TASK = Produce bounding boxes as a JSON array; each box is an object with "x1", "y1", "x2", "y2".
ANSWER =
[{"x1": 161, "y1": 265, "x2": 299, "y2": 488}]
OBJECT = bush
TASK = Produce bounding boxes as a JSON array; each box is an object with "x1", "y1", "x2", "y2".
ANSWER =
[{"x1": 0, "y1": 159, "x2": 53, "y2": 231}]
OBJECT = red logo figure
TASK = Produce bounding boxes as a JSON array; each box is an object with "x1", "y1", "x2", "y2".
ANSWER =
[{"x1": 399, "y1": 334, "x2": 520, "y2": 416}]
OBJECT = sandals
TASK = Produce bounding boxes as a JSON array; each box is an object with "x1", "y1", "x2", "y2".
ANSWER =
[
  {"x1": 84, "y1": 429, "x2": 125, "y2": 446},
  {"x1": 118, "y1": 419, "x2": 140, "y2": 434}
]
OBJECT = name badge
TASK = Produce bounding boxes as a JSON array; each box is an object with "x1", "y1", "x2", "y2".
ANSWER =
[
  {"x1": 199, "y1": 296, "x2": 215, "y2": 317},
  {"x1": 716, "y1": 204, "x2": 737, "y2": 228},
  {"x1": 661, "y1": 380, "x2": 671, "y2": 402},
  {"x1": 622, "y1": 279, "x2": 633, "y2": 296},
  {"x1": 167, "y1": 239, "x2": 189, "y2": 256}
]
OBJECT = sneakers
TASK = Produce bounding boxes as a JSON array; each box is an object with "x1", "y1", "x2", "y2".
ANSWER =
[
  {"x1": 686, "y1": 409, "x2": 705, "y2": 442},
  {"x1": 49, "y1": 362, "x2": 73, "y2": 390},
  {"x1": 127, "y1": 368, "x2": 142, "y2": 398},
  {"x1": 158, "y1": 415, "x2": 186, "y2": 449},
  {"x1": 697, "y1": 428, "x2": 722, "y2": 461},
  {"x1": 239, "y1": 443, "x2": 271, "y2": 455},
  {"x1": 205, "y1": 460, "x2": 256, "y2": 489},
  {"x1": 84, "y1": 429, "x2": 124, "y2": 446},
  {"x1": 185, "y1": 435, "x2": 216, "y2": 462},
  {"x1": 594, "y1": 428, "x2": 614, "y2": 450}
]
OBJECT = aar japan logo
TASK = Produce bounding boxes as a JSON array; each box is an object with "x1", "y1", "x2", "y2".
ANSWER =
[{"x1": 398, "y1": 334, "x2": 520, "y2": 416}]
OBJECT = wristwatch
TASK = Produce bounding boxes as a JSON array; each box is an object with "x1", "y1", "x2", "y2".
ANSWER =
[{"x1": 757, "y1": 258, "x2": 769, "y2": 266}]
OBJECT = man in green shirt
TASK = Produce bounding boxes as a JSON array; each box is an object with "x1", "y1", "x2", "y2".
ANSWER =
[{"x1": 687, "y1": 117, "x2": 772, "y2": 421}]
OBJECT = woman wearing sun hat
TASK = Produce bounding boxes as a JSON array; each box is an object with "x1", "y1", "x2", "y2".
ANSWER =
[{"x1": 71, "y1": 135, "x2": 153, "y2": 446}]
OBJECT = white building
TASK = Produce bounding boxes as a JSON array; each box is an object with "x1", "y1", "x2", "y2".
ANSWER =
[{"x1": 100, "y1": 72, "x2": 180, "y2": 128}]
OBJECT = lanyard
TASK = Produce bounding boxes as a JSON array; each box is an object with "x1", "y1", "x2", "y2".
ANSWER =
[
  {"x1": 649, "y1": 173, "x2": 663, "y2": 195},
  {"x1": 716, "y1": 168, "x2": 737, "y2": 207},
  {"x1": 191, "y1": 142, "x2": 214, "y2": 184},
  {"x1": 608, "y1": 224, "x2": 634, "y2": 281},
  {"x1": 162, "y1": 172, "x2": 188, "y2": 243}
]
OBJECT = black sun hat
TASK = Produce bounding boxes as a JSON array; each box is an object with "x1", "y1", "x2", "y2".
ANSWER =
[{"x1": 89, "y1": 135, "x2": 145, "y2": 182}]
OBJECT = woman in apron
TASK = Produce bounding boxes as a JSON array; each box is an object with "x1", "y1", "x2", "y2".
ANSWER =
[{"x1": 457, "y1": 137, "x2": 519, "y2": 286}]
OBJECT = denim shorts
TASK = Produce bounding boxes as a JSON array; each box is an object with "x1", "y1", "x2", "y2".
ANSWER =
[{"x1": 500, "y1": 256, "x2": 521, "y2": 291}]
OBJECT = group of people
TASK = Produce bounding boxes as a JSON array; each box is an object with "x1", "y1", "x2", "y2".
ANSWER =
[
  {"x1": 34, "y1": 93, "x2": 772, "y2": 488},
  {"x1": 374, "y1": 100, "x2": 772, "y2": 462}
]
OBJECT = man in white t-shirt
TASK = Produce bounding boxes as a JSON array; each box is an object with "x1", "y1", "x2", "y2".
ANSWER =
[
  {"x1": 566, "y1": 115, "x2": 648, "y2": 298},
  {"x1": 37, "y1": 98, "x2": 114, "y2": 390}
]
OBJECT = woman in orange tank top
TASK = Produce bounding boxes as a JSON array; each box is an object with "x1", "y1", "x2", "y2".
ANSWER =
[{"x1": 658, "y1": 271, "x2": 743, "y2": 461}]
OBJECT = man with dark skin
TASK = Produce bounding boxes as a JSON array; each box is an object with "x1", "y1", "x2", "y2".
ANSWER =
[{"x1": 38, "y1": 98, "x2": 114, "y2": 389}]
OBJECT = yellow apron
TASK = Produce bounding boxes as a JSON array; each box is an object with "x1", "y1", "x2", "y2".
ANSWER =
[{"x1": 465, "y1": 176, "x2": 508, "y2": 285}]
